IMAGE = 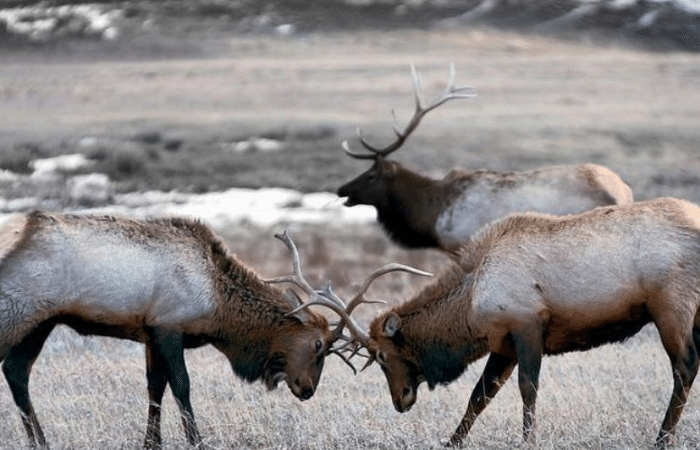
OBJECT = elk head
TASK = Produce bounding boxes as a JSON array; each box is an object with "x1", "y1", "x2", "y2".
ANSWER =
[
  {"x1": 266, "y1": 230, "x2": 432, "y2": 386},
  {"x1": 266, "y1": 297, "x2": 332, "y2": 400},
  {"x1": 367, "y1": 312, "x2": 423, "y2": 413},
  {"x1": 337, "y1": 63, "x2": 476, "y2": 208}
]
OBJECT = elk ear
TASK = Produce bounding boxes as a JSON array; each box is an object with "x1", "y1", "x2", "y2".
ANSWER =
[
  {"x1": 285, "y1": 289, "x2": 310, "y2": 322},
  {"x1": 382, "y1": 312, "x2": 401, "y2": 337},
  {"x1": 285, "y1": 288, "x2": 302, "y2": 307}
]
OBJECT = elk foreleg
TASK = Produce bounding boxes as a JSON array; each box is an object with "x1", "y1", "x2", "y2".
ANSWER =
[
  {"x1": 656, "y1": 330, "x2": 699, "y2": 448},
  {"x1": 512, "y1": 326, "x2": 544, "y2": 444},
  {"x1": 2, "y1": 322, "x2": 55, "y2": 450},
  {"x1": 148, "y1": 329, "x2": 204, "y2": 449},
  {"x1": 448, "y1": 353, "x2": 516, "y2": 447}
]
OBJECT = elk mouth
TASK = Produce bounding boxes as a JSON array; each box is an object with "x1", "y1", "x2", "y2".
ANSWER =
[
  {"x1": 336, "y1": 191, "x2": 356, "y2": 207},
  {"x1": 291, "y1": 384, "x2": 315, "y2": 401},
  {"x1": 393, "y1": 386, "x2": 417, "y2": 413},
  {"x1": 335, "y1": 185, "x2": 356, "y2": 206},
  {"x1": 394, "y1": 402, "x2": 413, "y2": 413},
  {"x1": 342, "y1": 197, "x2": 358, "y2": 207}
]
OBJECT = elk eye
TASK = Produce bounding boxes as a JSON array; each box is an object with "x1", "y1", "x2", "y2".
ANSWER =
[
  {"x1": 377, "y1": 351, "x2": 387, "y2": 365},
  {"x1": 315, "y1": 340, "x2": 323, "y2": 353}
]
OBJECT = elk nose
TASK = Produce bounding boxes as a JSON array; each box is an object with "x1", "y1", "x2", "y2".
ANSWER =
[
  {"x1": 300, "y1": 386, "x2": 314, "y2": 400},
  {"x1": 293, "y1": 378, "x2": 315, "y2": 401},
  {"x1": 395, "y1": 386, "x2": 415, "y2": 413}
]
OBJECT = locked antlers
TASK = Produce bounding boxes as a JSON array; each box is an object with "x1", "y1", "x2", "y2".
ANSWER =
[
  {"x1": 343, "y1": 62, "x2": 476, "y2": 160},
  {"x1": 266, "y1": 230, "x2": 431, "y2": 372}
]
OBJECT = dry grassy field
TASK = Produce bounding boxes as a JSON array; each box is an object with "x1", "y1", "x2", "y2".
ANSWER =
[
  {"x1": 2, "y1": 3, "x2": 700, "y2": 449},
  {"x1": 0, "y1": 225, "x2": 699, "y2": 450}
]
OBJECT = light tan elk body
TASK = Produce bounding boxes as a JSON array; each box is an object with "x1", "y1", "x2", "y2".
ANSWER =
[
  {"x1": 361, "y1": 197, "x2": 700, "y2": 448},
  {"x1": 338, "y1": 65, "x2": 633, "y2": 253},
  {"x1": 0, "y1": 211, "x2": 398, "y2": 449}
]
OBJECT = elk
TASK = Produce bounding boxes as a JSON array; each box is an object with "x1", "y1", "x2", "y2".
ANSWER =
[
  {"x1": 355, "y1": 197, "x2": 700, "y2": 448},
  {"x1": 0, "y1": 211, "x2": 425, "y2": 449},
  {"x1": 338, "y1": 64, "x2": 634, "y2": 254}
]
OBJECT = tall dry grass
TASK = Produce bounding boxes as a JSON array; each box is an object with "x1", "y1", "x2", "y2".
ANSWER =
[{"x1": 2, "y1": 223, "x2": 700, "y2": 449}]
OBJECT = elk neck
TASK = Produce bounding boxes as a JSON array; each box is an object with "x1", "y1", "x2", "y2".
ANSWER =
[
  {"x1": 206, "y1": 235, "x2": 323, "y2": 384},
  {"x1": 386, "y1": 263, "x2": 489, "y2": 387},
  {"x1": 378, "y1": 167, "x2": 453, "y2": 249}
]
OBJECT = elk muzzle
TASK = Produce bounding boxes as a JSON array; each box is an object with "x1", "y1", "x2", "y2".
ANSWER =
[
  {"x1": 290, "y1": 375, "x2": 316, "y2": 401},
  {"x1": 392, "y1": 385, "x2": 417, "y2": 412},
  {"x1": 336, "y1": 182, "x2": 359, "y2": 207}
]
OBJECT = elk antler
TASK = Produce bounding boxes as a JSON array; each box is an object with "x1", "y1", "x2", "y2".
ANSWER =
[
  {"x1": 266, "y1": 229, "x2": 432, "y2": 373},
  {"x1": 265, "y1": 230, "x2": 373, "y2": 348},
  {"x1": 321, "y1": 263, "x2": 432, "y2": 372},
  {"x1": 328, "y1": 263, "x2": 432, "y2": 341},
  {"x1": 343, "y1": 62, "x2": 476, "y2": 160}
]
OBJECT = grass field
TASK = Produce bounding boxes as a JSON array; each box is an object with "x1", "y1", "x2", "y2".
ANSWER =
[
  {"x1": 1, "y1": 225, "x2": 700, "y2": 450},
  {"x1": 1, "y1": 325, "x2": 690, "y2": 450}
]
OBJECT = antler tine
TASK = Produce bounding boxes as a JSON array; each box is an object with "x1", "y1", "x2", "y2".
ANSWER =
[
  {"x1": 318, "y1": 280, "x2": 348, "y2": 308},
  {"x1": 342, "y1": 135, "x2": 377, "y2": 160},
  {"x1": 329, "y1": 348, "x2": 360, "y2": 375},
  {"x1": 343, "y1": 62, "x2": 476, "y2": 160},
  {"x1": 316, "y1": 283, "x2": 372, "y2": 346},
  {"x1": 410, "y1": 63, "x2": 424, "y2": 110},
  {"x1": 331, "y1": 262, "x2": 433, "y2": 342},
  {"x1": 353, "y1": 263, "x2": 432, "y2": 307},
  {"x1": 290, "y1": 287, "x2": 372, "y2": 347},
  {"x1": 265, "y1": 229, "x2": 317, "y2": 297},
  {"x1": 266, "y1": 230, "x2": 372, "y2": 347},
  {"x1": 422, "y1": 62, "x2": 477, "y2": 114}
]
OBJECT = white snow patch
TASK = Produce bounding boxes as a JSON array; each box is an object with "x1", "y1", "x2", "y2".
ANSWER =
[
  {"x1": 8, "y1": 187, "x2": 377, "y2": 231},
  {"x1": 0, "y1": 4, "x2": 122, "y2": 41},
  {"x1": 31, "y1": 154, "x2": 93, "y2": 175},
  {"x1": 229, "y1": 138, "x2": 284, "y2": 153}
]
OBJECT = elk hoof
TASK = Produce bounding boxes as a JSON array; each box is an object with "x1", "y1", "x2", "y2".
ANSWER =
[
  {"x1": 444, "y1": 435, "x2": 464, "y2": 448},
  {"x1": 655, "y1": 431, "x2": 676, "y2": 449}
]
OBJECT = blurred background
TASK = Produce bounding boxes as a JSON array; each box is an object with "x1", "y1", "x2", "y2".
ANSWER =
[{"x1": 1, "y1": 0, "x2": 699, "y2": 216}]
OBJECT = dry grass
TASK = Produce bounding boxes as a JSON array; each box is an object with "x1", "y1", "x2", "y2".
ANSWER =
[{"x1": 3, "y1": 225, "x2": 700, "y2": 450}]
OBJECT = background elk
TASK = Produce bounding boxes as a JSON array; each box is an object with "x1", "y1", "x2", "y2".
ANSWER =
[
  {"x1": 355, "y1": 197, "x2": 700, "y2": 448},
  {"x1": 0, "y1": 211, "x2": 406, "y2": 450},
  {"x1": 338, "y1": 64, "x2": 634, "y2": 254}
]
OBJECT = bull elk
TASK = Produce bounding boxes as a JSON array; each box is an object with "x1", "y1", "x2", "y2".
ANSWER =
[
  {"x1": 0, "y1": 211, "x2": 427, "y2": 449},
  {"x1": 354, "y1": 197, "x2": 700, "y2": 448},
  {"x1": 338, "y1": 64, "x2": 634, "y2": 253}
]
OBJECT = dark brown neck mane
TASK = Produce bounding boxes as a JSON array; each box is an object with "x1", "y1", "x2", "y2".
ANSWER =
[
  {"x1": 378, "y1": 169, "x2": 450, "y2": 249},
  {"x1": 171, "y1": 218, "x2": 325, "y2": 386},
  {"x1": 390, "y1": 264, "x2": 488, "y2": 388}
]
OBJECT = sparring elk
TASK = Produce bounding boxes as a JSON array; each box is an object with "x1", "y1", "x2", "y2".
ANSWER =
[
  {"x1": 0, "y1": 211, "x2": 426, "y2": 449},
  {"x1": 355, "y1": 197, "x2": 700, "y2": 448},
  {"x1": 338, "y1": 64, "x2": 634, "y2": 253}
]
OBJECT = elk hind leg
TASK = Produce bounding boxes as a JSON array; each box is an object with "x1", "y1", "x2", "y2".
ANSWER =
[
  {"x1": 512, "y1": 325, "x2": 545, "y2": 444},
  {"x1": 449, "y1": 352, "x2": 517, "y2": 447},
  {"x1": 2, "y1": 323, "x2": 55, "y2": 449},
  {"x1": 655, "y1": 323, "x2": 699, "y2": 448},
  {"x1": 148, "y1": 329, "x2": 203, "y2": 449}
]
